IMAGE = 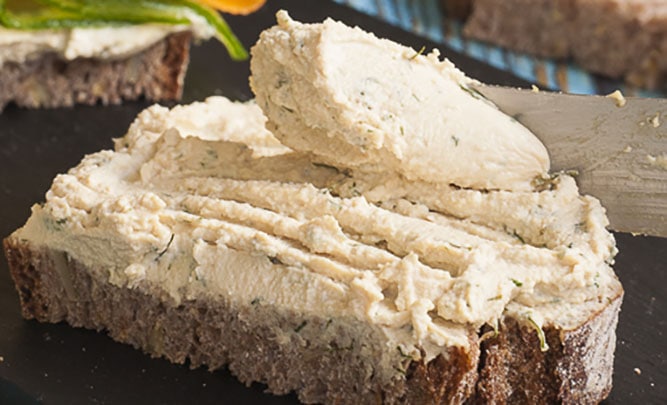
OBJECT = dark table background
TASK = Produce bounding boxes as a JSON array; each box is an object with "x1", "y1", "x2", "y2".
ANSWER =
[{"x1": 1, "y1": 0, "x2": 665, "y2": 403}]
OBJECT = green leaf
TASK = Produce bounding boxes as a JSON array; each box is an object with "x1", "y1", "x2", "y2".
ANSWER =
[
  {"x1": 170, "y1": 0, "x2": 247, "y2": 60},
  {"x1": 0, "y1": 0, "x2": 247, "y2": 60}
]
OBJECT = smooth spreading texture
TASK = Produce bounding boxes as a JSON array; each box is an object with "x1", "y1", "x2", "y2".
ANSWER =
[
  {"x1": 8, "y1": 12, "x2": 622, "y2": 398},
  {"x1": 251, "y1": 12, "x2": 548, "y2": 192}
]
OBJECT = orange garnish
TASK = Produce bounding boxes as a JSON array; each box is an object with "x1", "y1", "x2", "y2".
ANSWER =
[{"x1": 195, "y1": 0, "x2": 266, "y2": 15}]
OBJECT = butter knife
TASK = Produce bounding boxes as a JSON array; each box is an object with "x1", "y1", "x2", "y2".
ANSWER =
[{"x1": 472, "y1": 85, "x2": 667, "y2": 238}]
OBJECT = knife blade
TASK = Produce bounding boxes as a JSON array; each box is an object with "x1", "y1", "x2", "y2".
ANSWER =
[{"x1": 472, "y1": 84, "x2": 667, "y2": 237}]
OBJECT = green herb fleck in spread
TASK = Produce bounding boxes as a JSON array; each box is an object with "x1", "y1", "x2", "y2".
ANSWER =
[
  {"x1": 294, "y1": 320, "x2": 307, "y2": 333},
  {"x1": 408, "y1": 45, "x2": 425, "y2": 60},
  {"x1": 44, "y1": 217, "x2": 67, "y2": 232},
  {"x1": 155, "y1": 233, "x2": 175, "y2": 261},
  {"x1": 397, "y1": 346, "x2": 412, "y2": 359},
  {"x1": 458, "y1": 84, "x2": 487, "y2": 101},
  {"x1": 527, "y1": 315, "x2": 549, "y2": 352}
]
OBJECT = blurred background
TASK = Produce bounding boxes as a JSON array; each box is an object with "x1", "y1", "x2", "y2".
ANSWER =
[{"x1": 334, "y1": 0, "x2": 663, "y2": 97}]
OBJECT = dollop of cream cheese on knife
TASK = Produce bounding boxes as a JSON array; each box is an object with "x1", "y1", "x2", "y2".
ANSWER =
[
  {"x1": 250, "y1": 11, "x2": 549, "y2": 191},
  {"x1": 15, "y1": 12, "x2": 620, "y2": 367}
]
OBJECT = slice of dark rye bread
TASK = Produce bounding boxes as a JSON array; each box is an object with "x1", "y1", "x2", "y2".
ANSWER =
[
  {"x1": 441, "y1": 0, "x2": 667, "y2": 90},
  {"x1": 0, "y1": 31, "x2": 192, "y2": 111},
  {"x1": 3, "y1": 236, "x2": 623, "y2": 404}
]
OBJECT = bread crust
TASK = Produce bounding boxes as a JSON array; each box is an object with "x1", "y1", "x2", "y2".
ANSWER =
[
  {"x1": 442, "y1": 0, "x2": 667, "y2": 89},
  {"x1": 0, "y1": 31, "x2": 192, "y2": 111},
  {"x1": 2, "y1": 236, "x2": 622, "y2": 404},
  {"x1": 474, "y1": 300, "x2": 621, "y2": 404}
]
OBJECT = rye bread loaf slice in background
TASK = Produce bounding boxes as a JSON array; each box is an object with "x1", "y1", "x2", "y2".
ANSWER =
[
  {"x1": 0, "y1": 31, "x2": 191, "y2": 111},
  {"x1": 0, "y1": 0, "x2": 255, "y2": 111},
  {"x1": 442, "y1": 0, "x2": 667, "y2": 90}
]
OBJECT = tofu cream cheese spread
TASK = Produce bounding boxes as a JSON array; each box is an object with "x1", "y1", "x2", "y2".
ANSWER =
[
  {"x1": 0, "y1": 19, "x2": 213, "y2": 67},
  {"x1": 14, "y1": 12, "x2": 621, "y2": 382},
  {"x1": 251, "y1": 12, "x2": 550, "y2": 192}
]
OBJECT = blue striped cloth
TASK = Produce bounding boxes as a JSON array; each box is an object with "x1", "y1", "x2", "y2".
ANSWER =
[{"x1": 334, "y1": 0, "x2": 660, "y2": 97}]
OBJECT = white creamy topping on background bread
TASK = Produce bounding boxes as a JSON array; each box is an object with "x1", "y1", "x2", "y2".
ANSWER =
[
  {"x1": 0, "y1": 19, "x2": 213, "y2": 66},
  {"x1": 13, "y1": 13, "x2": 620, "y2": 374}
]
